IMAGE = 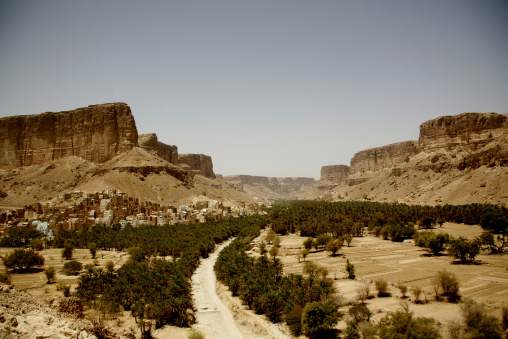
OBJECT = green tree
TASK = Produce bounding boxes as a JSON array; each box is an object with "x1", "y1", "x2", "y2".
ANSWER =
[
  {"x1": 480, "y1": 209, "x2": 507, "y2": 233},
  {"x1": 461, "y1": 299, "x2": 504, "y2": 339},
  {"x1": 378, "y1": 310, "x2": 440, "y2": 339},
  {"x1": 303, "y1": 237, "x2": 313, "y2": 250},
  {"x1": 62, "y1": 246, "x2": 73, "y2": 260},
  {"x1": 301, "y1": 299, "x2": 340, "y2": 336},
  {"x1": 448, "y1": 237, "x2": 480, "y2": 264},
  {"x1": 2, "y1": 249, "x2": 45, "y2": 271},
  {"x1": 325, "y1": 239, "x2": 342, "y2": 256},
  {"x1": 88, "y1": 242, "x2": 97, "y2": 259},
  {"x1": 63, "y1": 260, "x2": 83, "y2": 275}
]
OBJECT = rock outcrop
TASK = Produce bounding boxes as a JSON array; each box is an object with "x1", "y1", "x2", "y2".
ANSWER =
[
  {"x1": 0, "y1": 103, "x2": 138, "y2": 168},
  {"x1": 139, "y1": 133, "x2": 179, "y2": 165},
  {"x1": 223, "y1": 175, "x2": 316, "y2": 198},
  {"x1": 419, "y1": 112, "x2": 508, "y2": 153},
  {"x1": 349, "y1": 141, "x2": 419, "y2": 176},
  {"x1": 179, "y1": 154, "x2": 215, "y2": 178}
]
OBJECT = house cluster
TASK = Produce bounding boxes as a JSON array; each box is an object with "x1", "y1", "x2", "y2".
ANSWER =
[{"x1": 0, "y1": 189, "x2": 260, "y2": 238}]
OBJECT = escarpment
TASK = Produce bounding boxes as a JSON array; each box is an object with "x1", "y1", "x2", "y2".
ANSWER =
[
  {"x1": 0, "y1": 103, "x2": 138, "y2": 168},
  {"x1": 179, "y1": 154, "x2": 215, "y2": 178},
  {"x1": 223, "y1": 175, "x2": 316, "y2": 198},
  {"x1": 138, "y1": 133, "x2": 179, "y2": 165}
]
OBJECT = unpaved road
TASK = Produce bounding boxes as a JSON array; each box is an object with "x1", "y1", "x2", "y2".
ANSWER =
[{"x1": 192, "y1": 239, "x2": 248, "y2": 339}]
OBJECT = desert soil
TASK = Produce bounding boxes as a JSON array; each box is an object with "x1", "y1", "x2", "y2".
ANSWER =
[{"x1": 248, "y1": 223, "x2": 508, "y2": 335}]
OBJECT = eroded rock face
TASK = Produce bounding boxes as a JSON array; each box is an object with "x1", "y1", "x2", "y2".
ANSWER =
[
  {"x1": 0, "y1": 103, "x2": 138, "y2": 168},
  {"x1": 349, "y1": 141, "x2": 418, "y2": 175},
  {"x1": 179, "y1": 154, "x2": 215, "y2": 178},
  {"x1": 139, "y1": 133, "x2": 179, "y2": 165},
  {"x1": 419, "y1": 112, "x2": 508, "y2": 152},
  {"x1": 319, "y1": 165, "x2": 350, "y2": 184},
  {"x1": 223, "y1": 175, "x2": 316, "y2": 194}
]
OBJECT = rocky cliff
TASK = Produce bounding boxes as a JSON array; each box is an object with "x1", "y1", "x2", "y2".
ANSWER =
[
  {"x1": 179, "y1": 154, "x2": 215, "y2": 178},
  {"x1": 223, "y1": 175, "x2": 316, "y2": 199},
  {"x1": 349, "y1": 141, "x2": 419, "y2": 176},
  {"x1": 138, "y1": 133, "x2": 179, "y2": 165},
  {"x1": 0, "y1": 103, "x2": 138, "y2": 168},
  {"x1": 319, "y1": 112, "x2": 508, "y2": 206}
]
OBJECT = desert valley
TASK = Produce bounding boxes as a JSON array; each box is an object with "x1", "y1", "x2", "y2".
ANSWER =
[{"x1": 0, "y1": 102, "x2": 507, "y2": 339}]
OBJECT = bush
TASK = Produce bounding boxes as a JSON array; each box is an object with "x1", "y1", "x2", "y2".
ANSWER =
[
  {"x1": 286, "y1": 305, "x2": 304, "y2": 336},
  {"x1": 378, "y1": 310, "x2": 440, "y2": 338},
  {"x1": 346, "y1": 259, "x2": 355, "y2": 279},
  {"x1": 58, "y1": 297, "x2": 84, "y2": 317},
  {"x1": 397, "y1": 281, "x2": 408, "y2": 298},
  {"x1": 435, "y1": 270, "x2": 460, "y2": 302},
  {"x1": 375, "y1": 279, "x2": 390, "y2": 297},
  {"x1": 325, "y1": 239, "x2": 342, "y2": 256},
  {"x1": 461, "y1": 299, "x2": 504, "y2": 339},
  {"x1": 63, "y1": 260, "x2": 82, "y2": 275},
  {"x1": 44, "y1": 266, "x2": 56, "y2": 283},
  {"x1": 62, "y1": 246, "x2": 73, "y2": 260},
  {"x1": 88, "y1": 242, "x2": 97, "y2": 259},
  {"x1": 414, "y1": 232, "x2": 450, "y2": 255},
  {"x1": 188, "y1": 330, "x2": 205, "y2": 339},
  {"x1": 448, "y1": 237, "x2": 480, "y2": 264},
  {"x1": 2, "y1": 248, "x2": 45, "y2": 271},
  {"x1": 0, "y1": 273, "x2": 11, "y2": 285},
  {"x1": 29, "y1": 239, "x2": 44, "y2": 251},
  {"x1": 301, "y1": 299, "x2": 340, "y2": 336}
]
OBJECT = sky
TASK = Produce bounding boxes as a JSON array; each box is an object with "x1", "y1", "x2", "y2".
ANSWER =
[{"x1": 1, "y1": 1, "x2": 507, "y2": 179}]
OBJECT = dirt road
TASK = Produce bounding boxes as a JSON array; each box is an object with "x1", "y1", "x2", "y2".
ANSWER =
[
  {"x1": 192, "y1": 239, "x2": 291, "y2": 339},
  {"x1": 192, "y1": 239, "x2": 247, "y2": 339}
]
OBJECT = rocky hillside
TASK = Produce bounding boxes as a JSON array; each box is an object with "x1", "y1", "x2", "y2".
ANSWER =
[
  {"x1": 223, "y1": 175, "x2": 316, "y2": 200},
  {"x1": 0, "y1": 103, "x2": 255, "y2": 208},
  {"x1": 310, "y1": 112, "x2": 508, "y2": 206}
]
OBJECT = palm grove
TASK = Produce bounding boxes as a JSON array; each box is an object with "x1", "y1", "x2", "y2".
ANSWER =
[{"x1": 1, "y1": 201, "x2": 507, "y2": 338}]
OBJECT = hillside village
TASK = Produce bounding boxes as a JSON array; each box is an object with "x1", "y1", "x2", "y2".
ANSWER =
[{"x1": 0, "y1": 189, "x2": 261, "y2": 239}]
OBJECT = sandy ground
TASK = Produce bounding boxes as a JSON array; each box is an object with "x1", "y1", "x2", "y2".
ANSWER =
[{"x1": 248, "y1": 223, "x2": 508, "y2": 336}]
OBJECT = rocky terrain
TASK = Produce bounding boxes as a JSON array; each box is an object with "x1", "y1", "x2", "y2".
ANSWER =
[
  {"x1": 223, "y1": 175, "x2": 317, "y2": 200},
  {"x1": 306, "y1": 112, "x2": 508, "y2": 205},
  {"x1": 0, "y1": 103, "x2": 256, "y2": 209}
]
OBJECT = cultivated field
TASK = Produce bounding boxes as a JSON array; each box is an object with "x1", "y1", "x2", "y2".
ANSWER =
[{"x1": 250, "y1": 223, "x2": 508, "y2": 334}]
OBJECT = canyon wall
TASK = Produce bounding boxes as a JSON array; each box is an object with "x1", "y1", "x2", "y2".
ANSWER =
[
  {"x1": 0, "y1": 103, "x2": 138, "y2": 168},
  {"x1": 319, "y1": 165, "x2": 350, "y2": 184},
  {"x1": 349, "y1": 141, "x2": 418, "y2": 176},
  {"x1": 178, "y1": 154, "x2": 215, "y2": 178},
  {"x1": 138, "y1": 133, "x2": 179, "y2": 165},
  {"x1": 419, "y1": 112, "x2": 508, "y2": 152},
  {"x1": 223, "y1": 175, "x2": 316, "y2": 195}
]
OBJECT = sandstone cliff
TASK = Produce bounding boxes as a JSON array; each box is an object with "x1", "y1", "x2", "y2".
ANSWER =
[
  {"x1": 138, "y1": 133, "x2": 179, "y2": 165},
  {"x1": 319, "y1": 112, "x2": 508, "y2": 206},
  {"x1": 223, "y1": 175, "x2": 316, "y2": 199},
  {"x1": 179, "y1": 154, "x2": 215, "y2": 178},
  {"x1": 0, "y1": 103, "x2": 138, "y2": 168},
  {"x1": 319, "y1": 165, "x2": 350, "y2": 186}
]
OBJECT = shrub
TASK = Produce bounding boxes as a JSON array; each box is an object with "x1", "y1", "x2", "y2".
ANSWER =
[
  {"x1": 88, "y1": 242, "x2": 97, "y2": 259},
  {"x1": 301, "y1": 299, "x2": 340, "y2": 336},
  {"x1": 2, "y1": 248, "x2": 45, "y2": 271},
  {"x1": 435, "y1": 270, "x2": 460, "y2": 302},
  {"x1": 357, "y1": 283, "x2": 370, "y2": 304},
  {"x1": 0, "y1": 273, "x2": 11, "y2": 285},
  {"x1": 63, "y1": 260, "x2": 82, "y2": 275},
  {"x1": 29, "y1": 239, "x2": 44, "y2": 251},
  {"x1": 461, "y1": 299, "x2": 504, "y2": 339},
  {"x1": 269, "y1": 246, "x2": 279, "y2": 259},
  {"x1": 412, "y1": 286, "x2": 423, "y2": 304},
  {"x1": 59, "y1": 297, "x2": 84, "y2": 317},
  {"x1": 303, "y1": 237, "x2": 313, "y2": 250},
  {"x1": 448, "y1": 237, "x2": 480, "y2": 264},
  {"x1": 397, "y1": 282, "x2": 408, "y2": 298},
  {"x1": 375, "y1": 279, "x2": 390, "y2": 297},
  {"x1": 346, "y1": 259, "x2": 355, "y2": 279},
  {"x1": 378, "y1": 310, "x2": 440, "y2": 338},
  {"x1": 62, "y1": 246, "x2": 73, "y2": 260},
  {"x1": 286, "y1": 305, "x2": 303, "y2": 336},
  {"x1": 44, "y1": 266, "x2": 56, "y2": 283},
  {"x1": 188, "y1": 330, "x2": 205, "y2": 339},
  {"x1": 259, "y1": 240, "x2": 267, "y2": 255},
  {"x1": 105, "y1": 260, "x2": 115, "y2": 272},
  {"x1": 325, "y1": 238, "x2": 342, "y2": 256}
]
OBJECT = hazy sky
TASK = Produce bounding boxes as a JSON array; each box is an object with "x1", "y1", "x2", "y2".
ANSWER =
[{"x1": 1, "y1": 1, "x2": 507, "y2": 178}]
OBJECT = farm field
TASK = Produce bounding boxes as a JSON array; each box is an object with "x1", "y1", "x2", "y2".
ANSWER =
[{"x1": 249, "y1": 223, "x2": 508, "y2": 334}]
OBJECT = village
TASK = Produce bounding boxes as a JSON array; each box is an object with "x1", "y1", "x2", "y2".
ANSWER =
[{"x1": 0, "y1": 189, "x2": 261, "y2": 239}]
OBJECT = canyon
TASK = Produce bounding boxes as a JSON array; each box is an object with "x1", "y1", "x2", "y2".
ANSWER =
[
  {"x1": 223, "y1": 175, "x2": 316, "y2": 200},
  {"x1": 311, "y1": 112, "x2": 508, "y2": 206}
]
